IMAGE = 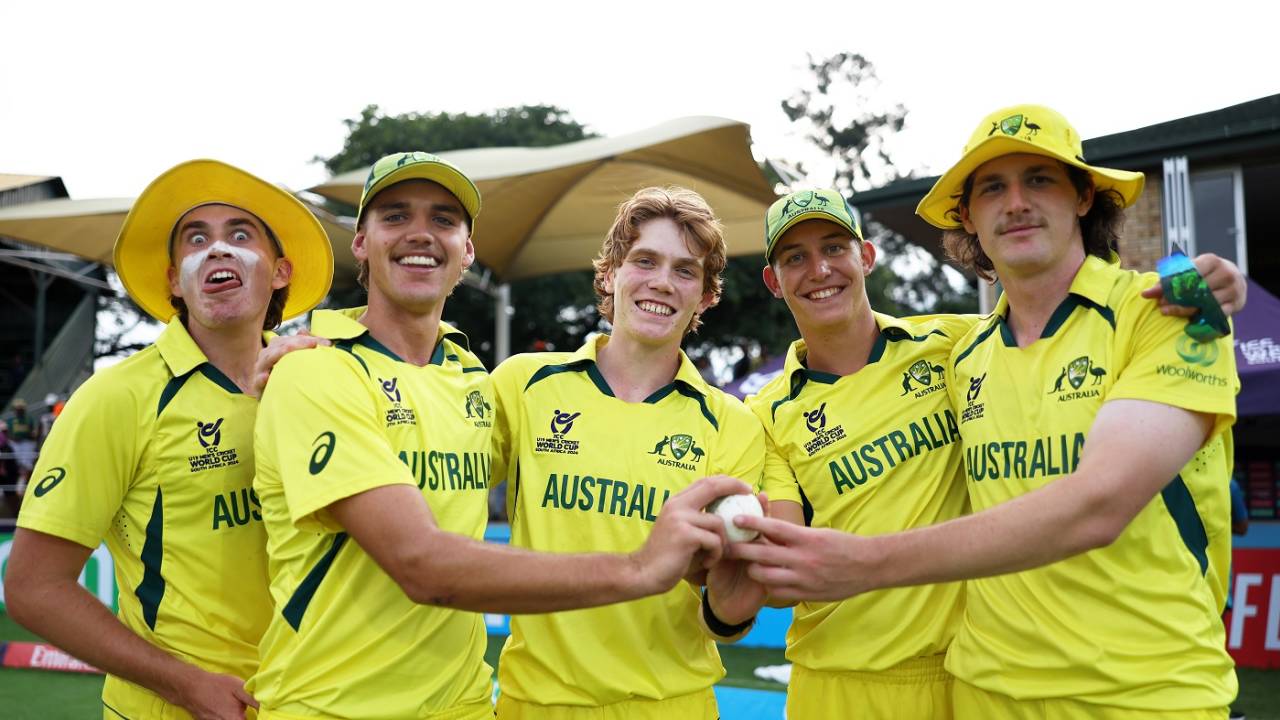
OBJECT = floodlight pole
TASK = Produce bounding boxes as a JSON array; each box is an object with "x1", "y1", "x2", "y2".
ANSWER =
[{"x1": 495, "y1": 283, "x2": 512, "y2": 363}]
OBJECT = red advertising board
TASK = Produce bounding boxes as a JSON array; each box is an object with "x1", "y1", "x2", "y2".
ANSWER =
[{"x1": 1225, "y1": 548, "x2": 1280, "y2": 668}]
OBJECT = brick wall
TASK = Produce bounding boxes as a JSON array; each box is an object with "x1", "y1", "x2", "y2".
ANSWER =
[{"x1": 1118, "y1": 172, "x2": 1164, "y2": 272}]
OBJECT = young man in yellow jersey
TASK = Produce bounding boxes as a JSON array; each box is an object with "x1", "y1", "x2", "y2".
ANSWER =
[
  {"x1": 249, "y1": 155, "x2": 749, "y2": 720},
  {"x1": 5, "y1": 159, "x2": 334, "y2": 720},
  {"x1": 735, "y1": 105, "x2": 1242, "y2": 718},
  {"x1": 716, "y1": 188, "x2": 969, "y2": 719},
  {"x1": 488, "y1": 187, "x2": 767, "y2": 720}
]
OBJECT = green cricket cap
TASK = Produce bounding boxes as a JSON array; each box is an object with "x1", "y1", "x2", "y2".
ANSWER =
[
  {"x1": 764, "y1": 189, "x2": 862, "y2": 261},
  {"x1": 356, "y1": 151, "x2": 482, "y2": 227}
]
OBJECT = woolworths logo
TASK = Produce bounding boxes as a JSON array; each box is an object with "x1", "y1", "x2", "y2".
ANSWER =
[{"x1": 0, "y1": 534, "x2": 118, "y2": 612}]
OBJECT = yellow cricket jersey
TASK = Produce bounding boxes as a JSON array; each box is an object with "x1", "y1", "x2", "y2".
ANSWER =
[
  {"x1": 744, "y1": 312, "x2": 973, "y2": 674},
  {"x1": 489, "y1": 335, "x2": 765, "y2": 707},
  {"x1": 249, "y1": 308, "x2": 494, "y2": 719},
  {"x1": 945, "y1": 255, "x2": 1238, "y2": 709},
  {"x1": 17, "y1": 317, "x2": 271, "y2": 718}
]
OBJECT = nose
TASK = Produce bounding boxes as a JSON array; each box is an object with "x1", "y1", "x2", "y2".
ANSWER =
[
  {"x1": 1005, "y1": 181, "x2": 1031, "y2": 213},
  {"x1": 403, "y1": 214, "x2": 435, "y2": 243},
  {"x1": 809, "y1": 255, "x2": 832, "y2": 278},
  {"x1": 647, "y1": 266, "x2": 676, "y2": 293}
]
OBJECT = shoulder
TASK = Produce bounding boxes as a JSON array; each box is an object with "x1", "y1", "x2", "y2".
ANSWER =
[
  {"x1": 743, "y1": 368, "x2": 792, "y2": 423},
  {"x1": 266, "y1": 346, "x2": 376, "y2": 400},
  {"x1": 706, "y1": 387, "x2": 764, "y2": 436},
  {"x1": 897, "y1": 313, "x2": 984, "y2": 346},
  {"x1": 67, "y1": 345, "x2": 168, "y2": 414},
  {"x1": 494, "y1": 351, "x2": 579, "y2": 390}
]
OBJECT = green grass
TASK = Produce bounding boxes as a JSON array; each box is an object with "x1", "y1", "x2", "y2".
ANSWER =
[
  {"x1": 0, "y1": 613, "x2": 104, "y2": 719},
  {"x1": 4, "y1": 613, "x2": 1277, "y2": 719}
]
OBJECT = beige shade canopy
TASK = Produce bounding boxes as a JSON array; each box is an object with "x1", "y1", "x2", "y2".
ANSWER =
[
  {"x1": 0, "y1": 195, "x2": 357, "y2": 286},
  {"x1": 0, "y1": 174, "x2": 58, "y2": 192},
  {"x1": 309, "y1": 116, "x2": 778, "y2": 282}
]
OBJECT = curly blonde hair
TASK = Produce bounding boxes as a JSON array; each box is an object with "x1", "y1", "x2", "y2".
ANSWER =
[{"x1": 592, "y1": 187, "x2": 726, "y2": 334}]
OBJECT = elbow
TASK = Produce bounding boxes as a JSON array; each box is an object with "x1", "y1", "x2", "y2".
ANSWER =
[
  {"x1": 4, "y1": 571, "x2": 39, "y2": 630},
  {"x1": 1069, "y1": 496, "x2": 1129, "y2": 554},
  {"x1": 387, "y1": 537, "x2": 464, "y2": 608}
]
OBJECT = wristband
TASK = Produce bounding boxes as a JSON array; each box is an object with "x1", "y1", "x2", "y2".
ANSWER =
[{"x1": 701, "y1": 587, "x2": 755, "y2": 637}]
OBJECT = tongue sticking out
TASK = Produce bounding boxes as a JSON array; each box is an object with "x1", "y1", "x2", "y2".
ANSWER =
[{"x1": 202, "y1": 272, "x2": 243, "y2": 294}]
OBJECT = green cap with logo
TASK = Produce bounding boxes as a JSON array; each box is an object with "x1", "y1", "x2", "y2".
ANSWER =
[
  {"x1": 357, "y1": 151, "x2": 482, "y2": 227},
  {"x1": 764, "y1": 189, "x2": 862, "y2": 261}
]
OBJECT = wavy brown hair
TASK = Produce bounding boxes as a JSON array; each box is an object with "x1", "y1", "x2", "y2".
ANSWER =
[
  {"x1": 592, "y1": 186, "x2": 726, "y2": 335},
  {"x1": 942, "y1": 163, "x2": 1126, "y2": 282}
]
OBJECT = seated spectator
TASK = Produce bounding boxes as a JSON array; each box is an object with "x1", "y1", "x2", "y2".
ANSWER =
[{"x1": 2, "y1": 398, "x2": 36, "y2": 480}]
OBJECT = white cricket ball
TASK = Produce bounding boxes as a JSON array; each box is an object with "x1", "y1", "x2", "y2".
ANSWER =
[{"x1": 707, "y1": 494, "x2": 762, "y2": 543}]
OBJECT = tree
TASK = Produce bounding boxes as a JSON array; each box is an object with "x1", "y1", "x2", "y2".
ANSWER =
[
  {"x1": 779, "y1": 52, "x2": 977, "y2": 318},
  {"x1": 318, "y1": 104, "x2": 604, "y2": 367},
  {"x1": 319, "y1": 105, "x2": 596, "y2": 177}
]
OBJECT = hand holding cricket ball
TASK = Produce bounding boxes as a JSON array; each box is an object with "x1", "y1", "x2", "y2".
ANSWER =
[{"x1": 706, "y1": 493, "x2": 764, "y2": 542}]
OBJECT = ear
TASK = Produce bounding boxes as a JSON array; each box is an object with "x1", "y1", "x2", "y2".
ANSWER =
[
  {"x1": 859, "y1": 240, "x2": 877, "y2": 274},
  {"x1": 352, "y1": 231, "x2": 367, "y2": 263},
  {"x1": 1076, "y1": 184, "x2": 1095, "y2": 217},
  {"x1": 602, "y1": 266, "x2": 615, "y2": 295},
  {"x1": 959, "y1": 204, "x2": 976, "y2": 235},
  {"x1": 762, "y1": 264, "x2": 783, "y2": 299},
  {"x1": 167, "y1": 265, "x2": 183, "y2": 299},
  {"x1": 460, "y1": 235, "x2": 475, "y2": 271},
  {"x1": 272, "y1": 257, "x2": 293, "y2": 291},
  {"x1": 696, "y1": 288, "x2": 715, "y2": 315}
]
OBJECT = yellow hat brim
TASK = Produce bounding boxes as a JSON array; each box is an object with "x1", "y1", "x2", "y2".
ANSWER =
[
  {"x1": 113, "y1": 160, "x2": 334, "y2": 323},
  {"x1": 916, "y1": 136, "x2": 1145, "y2": 229}
]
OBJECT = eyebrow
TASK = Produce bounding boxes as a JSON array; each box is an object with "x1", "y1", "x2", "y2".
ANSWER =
[
  {"x1": 975, "y1": 164, "x2": 1055, "y2": 185},
  {"x1": 776, "y1": 232, "x2": 850, "y2": 254},
  {"x1": 373, "y1": 200, "x2": 464, "y2": 217},
  {"x1": 176, "y1": 216, "x2": 261, "y2": 235}
]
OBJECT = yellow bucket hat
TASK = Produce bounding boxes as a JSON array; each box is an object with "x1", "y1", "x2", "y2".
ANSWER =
[
  {"x1": 916, "y1": 104, "x2": 1145, "y2": 229},
  {"x1": 114, "y1": 159, "x2": 334, "y2": 323}
]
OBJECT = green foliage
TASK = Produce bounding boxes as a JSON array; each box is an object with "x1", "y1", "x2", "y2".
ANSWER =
[
  {"x1": 319, "y1": 104, "x2": 597, "y2": 175},
  {"x1": 780, "y1": 52, "x2": 908, "y2": 195},
  {"x1": 778, "y1": 52, "x2": 977, "y2": 319}
]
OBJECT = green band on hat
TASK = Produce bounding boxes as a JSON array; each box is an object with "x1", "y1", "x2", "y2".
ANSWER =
[{"x1": 764, "y1": 189, "x2": 862, "y2": 260}]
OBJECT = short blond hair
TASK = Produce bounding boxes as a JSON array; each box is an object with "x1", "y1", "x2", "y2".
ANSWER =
[{"x1": 592, "y1": 187, "x2": 726, "y2": 334}]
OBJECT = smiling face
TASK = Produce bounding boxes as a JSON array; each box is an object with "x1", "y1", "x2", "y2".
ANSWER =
[
  {"x1": 352, "y1": 179, "x2": 474, "y2": 317},
  {"x1": 960, "y1": 153, "x2": 1093, "y2": 281},
  {"x1": 603, "y1": 216, "x2": 714, "y2": 350},
  {"x1": 763, "y1": 218, "x2": 876, "y2": 335},
  {"x1": 166, "y1": 203, "x2": 291, "y2": 331}
]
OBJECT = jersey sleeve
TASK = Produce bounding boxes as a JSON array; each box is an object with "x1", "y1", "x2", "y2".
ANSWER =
[
  {"x1": 759, "y1": 428, "x2": 802, "y2": 506},
  {"x1": 1108, "y1": 286, "x2": 1238, "y2": 439},
  {"x1": 257, "y1": 347, "x2": 416, "y2": 533},
  {"x1": 488, "y1": 357, "x2": 526, "y2": 489},
  {"x1": 708, "y1": 398, "x2": 765, "y2": 492},
  {"x1": 16, "y1": 372, "x2": 144, "y2": 549}
]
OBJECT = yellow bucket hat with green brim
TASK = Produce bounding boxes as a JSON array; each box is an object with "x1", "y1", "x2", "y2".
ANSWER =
[
  {"x1": 356, "y1": 151, "x2": 481, "y2": 228},
  {"x1": 764, "y1": 188, "x2": 863, "y2": 261},
  {"x1": 113, "y1": 159, "x2": 334, "y2": 323},
  {"x1": 916, "y1": 104, "x2": 1145, "y2": 229}
]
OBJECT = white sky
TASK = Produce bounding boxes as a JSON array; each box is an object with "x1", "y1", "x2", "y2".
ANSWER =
[{"x1": 4, "y1": 1, "x2": 1277, "y2": 200}]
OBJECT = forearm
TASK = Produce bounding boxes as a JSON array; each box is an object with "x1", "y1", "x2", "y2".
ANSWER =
[
  {"x1": 8, "y1": 574, "x2": 200, "y2": 702},
  {"x1": 869, "y1": 474, "x2": 1113, "y2": 591},
  {"x1": 396, "y1": 529, "x2": 648, "y2": 614}
]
